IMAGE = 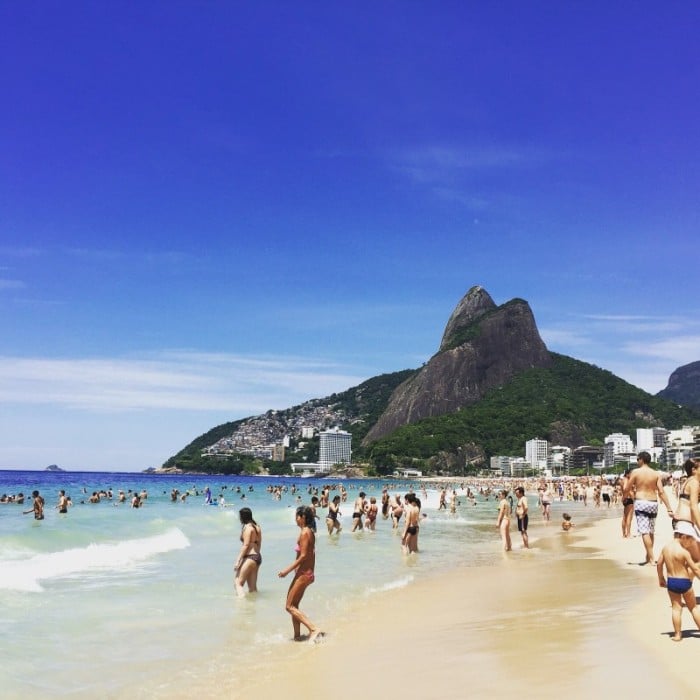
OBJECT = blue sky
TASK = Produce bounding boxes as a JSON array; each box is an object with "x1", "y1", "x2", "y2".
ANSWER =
[{"x1": 1, "y1": 2, "x2": 699, "y2": 471}]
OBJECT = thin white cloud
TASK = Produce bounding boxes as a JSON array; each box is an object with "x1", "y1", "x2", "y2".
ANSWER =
[
  {"x1": 0, "y1": 352, "x2": 367, "y2": 414},
  {"x1": 0, "y1": 279, "x2": 26, "y2": 290},
  {"x1": 621, "y1": 336, "x2": 700, "y2": 364}
]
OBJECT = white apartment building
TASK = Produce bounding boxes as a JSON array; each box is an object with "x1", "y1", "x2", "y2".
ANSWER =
[
  {"x1": 548, "y1": 445, "x2": 571, "y2": 475},
  {"x1": 526, "y1": 438, "x2": 549, "y2": 472},
  {"x1": 665, "y1": 427, "x2": 697, "y2": 468},
  {"x1": 490, "y1": 455, "x2": 515, "y2": 475},
  {"x1": 319, "y1": 427, "x2": 352, "y2": 470},
  {"x1": 636, "y1": 427, "x2": 668, "y2": 452},
  {"x1": 604, "y1": 432, "x2": 635, "y2": 469}
]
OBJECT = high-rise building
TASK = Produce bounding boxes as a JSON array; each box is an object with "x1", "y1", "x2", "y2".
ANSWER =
[
  {"x1": 525, "y1": 438, "x2": 549, "y2": 472},
  {"x1": 636, "y1": 427, "x2": 668, "y2": 452},
  {"x1": 319, "y1": 427, "x2": 352, "y2": 470}
]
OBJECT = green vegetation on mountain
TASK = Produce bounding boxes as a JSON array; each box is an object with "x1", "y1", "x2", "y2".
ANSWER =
[
  {"x1": 162, "y1": 368, "x2": 416, "y2": 474},
  {"x1": 361, "y1": 353, "x2": 700, "y2": 474}
]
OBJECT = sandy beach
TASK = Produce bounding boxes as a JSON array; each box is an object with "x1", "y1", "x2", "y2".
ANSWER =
[{"x1": 162, "y1": 501, "x2": 697, "y2": 700}]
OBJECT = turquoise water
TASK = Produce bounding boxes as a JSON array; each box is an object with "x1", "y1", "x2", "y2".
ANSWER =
[{"x1": 0, "y1": 471, "x2": 606, "y2": 698}]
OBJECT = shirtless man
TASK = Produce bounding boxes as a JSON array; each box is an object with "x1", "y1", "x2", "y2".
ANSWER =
[
  {"x1": 624, "y1": 451, "x2": 673, "y2": 565},
  {"x1": 351, "y1": 492, "x2": 366, "y2": 532},
  {"x1": 515, "y1": 486, "x2": 529, "y2": 548},
  {"x1": 23, "y1": 490, "x2": 45, "y2": 520},
  {"x1": 402, "y1": 493, "x2": 421, "y2": 553},
  {"x1": 656, "y1": 520, "x2": 700, "y2": 641},
  {"x1": 56, "y1": 490, "x2": 69, "y2": 514}
]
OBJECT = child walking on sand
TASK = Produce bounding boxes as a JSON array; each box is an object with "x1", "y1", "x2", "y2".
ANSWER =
[{"x1": 656, "y1": 520, "x2": 700, "y2": 641}]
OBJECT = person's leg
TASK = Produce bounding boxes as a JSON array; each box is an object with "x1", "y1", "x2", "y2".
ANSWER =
[
  {"x1": 683, "y1": 589, "x2": 700, "y2": 630},
  {"x1": 669, "y1": 591, "x2": 683, "y2": 640},
  {"x1": 285, "y1": 576, "x2": 318, "y2": 640},
  {"x1": 247, "y1": 560, "x2": 259, "y2": 593},
  {"x1": 235, "y1": 559, "x2": 254, "y2": 596}
]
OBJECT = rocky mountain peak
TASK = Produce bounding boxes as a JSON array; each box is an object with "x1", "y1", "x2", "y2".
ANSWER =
[
  {"x1": 439, "y1": 285, "x2": 496, "y2": 352},
  {"x1": 363, "y1": 286, "x2": 552, "y2": 444},
  {"x1": 657, "y1": 360, "x2": 700, "y2": 409}
]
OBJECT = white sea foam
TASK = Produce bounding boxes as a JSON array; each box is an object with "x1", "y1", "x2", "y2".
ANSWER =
[
  {"x1": 0, "y1": 527, "x2": 190, "y2": 593},
  {"x1": 364, "y1": 574, "x2": 414, "y2": 595}
]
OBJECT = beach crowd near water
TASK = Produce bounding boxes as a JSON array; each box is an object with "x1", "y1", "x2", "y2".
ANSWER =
[{"x1": 2, "y1": 454, "x2": 700, "y2": 698}]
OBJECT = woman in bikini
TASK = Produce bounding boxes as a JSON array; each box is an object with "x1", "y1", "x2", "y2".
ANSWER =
[
  {"x1": 326, "y1": 495, "x2": 342, "y2": 534},
  {"x1": 278, "y1": 506, "x2": 323, "y2": 642},
  {"x1": 673, "y1": 459, "x2": 700, "y2": 561},
  {"x1": 496, "y1": 489, "x2": 512, "y2": 551},
  {"x1": 234, "y1": 507, "x2": 262, "y2": 597}
]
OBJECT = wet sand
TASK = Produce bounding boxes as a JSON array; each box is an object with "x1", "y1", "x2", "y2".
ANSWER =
[
  {"x1": 123, "y1": 501, "x2": 697, "y2": 700},
  {"x1": 229, "y1": 505, "x2": 696, "y2": 700}
]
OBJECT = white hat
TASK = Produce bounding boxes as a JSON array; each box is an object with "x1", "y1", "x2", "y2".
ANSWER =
[{"x1": 674, "y1": 520, "x2": 700, "y2": 541}]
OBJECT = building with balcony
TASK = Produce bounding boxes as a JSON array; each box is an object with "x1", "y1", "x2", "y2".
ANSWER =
[{"x1": 319, "y1": 427, "x2": 352, "y2": 471}]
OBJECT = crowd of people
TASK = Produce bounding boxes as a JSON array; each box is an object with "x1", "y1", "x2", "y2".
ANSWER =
[{"x1": 9, "y1": 455, "x2": 700, "y2": 644}]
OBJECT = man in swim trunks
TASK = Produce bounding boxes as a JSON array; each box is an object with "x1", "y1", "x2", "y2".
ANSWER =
[
  {"x1": 656, "y1": 520, "x2": 700, "y2": 641},
  {"x1": 351, "y1": 492, "x2": 366, "y2": 532},
  {"x1": 56, "y1": 490, "x2": 69, "y2": 514},
  {"x1": 23, "y1": 490, "x2": 44, "y2": 520},
  {"x1": 402, "y1": 493, "x2": 420, "y2": 553},
  {"x1": 624, "y1": 451, "x2": 673, "y2": 565},
  {"x1": 515, "y1": 487, "x2": 529, "y2": 548}
]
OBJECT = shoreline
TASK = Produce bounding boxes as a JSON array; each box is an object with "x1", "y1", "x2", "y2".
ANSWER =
[{"x1": 122, "y1": 502, "x2": 695, "y2": 700}]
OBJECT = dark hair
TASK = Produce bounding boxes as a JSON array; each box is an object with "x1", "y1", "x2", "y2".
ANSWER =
[
  {"x1": 239, "y1": 507, "x2": 257, "y2": 526},
  {"x1": 684, "y1": 459, "x2": 697, "y2": 477},
  {"x1": 359, "y1": 491, "x2": 366, "y2": 498},
  {"x1": 333, "y1": 495, "x2": 341, "y2": 503},
  {"x1": 637, "y1": 451, "x2": 651, "y2": 465},
  {"x1": 296, "y1": 505, "x2": 315, "y2": 527},
  {"x1": 515, "y1": 487, "x2": 524, "y2": 496}
]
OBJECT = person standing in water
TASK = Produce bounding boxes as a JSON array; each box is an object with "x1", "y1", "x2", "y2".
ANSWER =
[
  {"x1": 23, "y1": 490, "x2": 44, "y2": 520},
  {"x1": 278, "y1": 506, "x2": 323, "y2": 643},
  {"x1": 515, "y1": 486, "x2": 529, "y2": 548},
  {"x1": 402, "y1": 493, "x2": 421, "y2": 553},
  {"x1": 326, "y1": 495, "x2": 342, "y2": 534},
  {"x1": 56, "y1": 490, "x2": 69, "y2": 514},
  {"x1": 496, "y1": 490, "x2": 512, "y2": 551},
  {"x1": 234, "y1": 507, "x2": 262, "y2": 597},
  {"x1": 351, "y1": 492, "x2": 366, "y2": 532}
]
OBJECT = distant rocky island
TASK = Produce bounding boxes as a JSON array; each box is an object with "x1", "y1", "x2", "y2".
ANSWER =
[{"x1": 45, "y1": 464, "x2": 65, "y2": 472}]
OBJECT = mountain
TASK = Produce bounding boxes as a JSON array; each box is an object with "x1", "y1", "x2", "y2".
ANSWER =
[
  {"x1": 657, "y1": 361, "x2": 700, "y2": 409},
  {"x1": 363, "y1": 286, "x2": 552, "y2": 443},
  {"x1": 163, "y1": 286, "x2": 700, "y2": 475}
]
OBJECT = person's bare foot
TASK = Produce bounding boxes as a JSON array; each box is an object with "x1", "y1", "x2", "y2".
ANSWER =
[
  {"x1": 671, "y1": 635, "x2": 682, "y2": 642},
  {"x1": 308, "y1": 629, "x2": 324, "y2": 643}
]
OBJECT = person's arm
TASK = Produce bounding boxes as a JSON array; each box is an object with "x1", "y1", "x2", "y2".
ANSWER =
[
  {"x1": 688, "y1": 480, "x2": 700, "y2": 529},
  {"x1": 496, "y1": 501, "x2": 505, "y2": 527},
  {"x1": 657, "y1": 476, "x2": 673, "y2": 514},
  {"x1": 684, "y1": 549, "x2": 700, "y2": 579},
  {"x1": 234, "y1": 525, "x2": 252, "y2": 571},
  {"x1": 656, "y1": 554, "x2": 666, "y2": 587}
]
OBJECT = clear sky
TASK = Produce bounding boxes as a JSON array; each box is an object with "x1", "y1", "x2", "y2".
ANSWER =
[{"x1": 1, "y1": 2, "x2": 698, "y2": 471}]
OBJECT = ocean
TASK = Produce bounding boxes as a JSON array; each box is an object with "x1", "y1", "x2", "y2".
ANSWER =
[{"x1": 0, "y1": 470, "x2": 610, "y2": 699}]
